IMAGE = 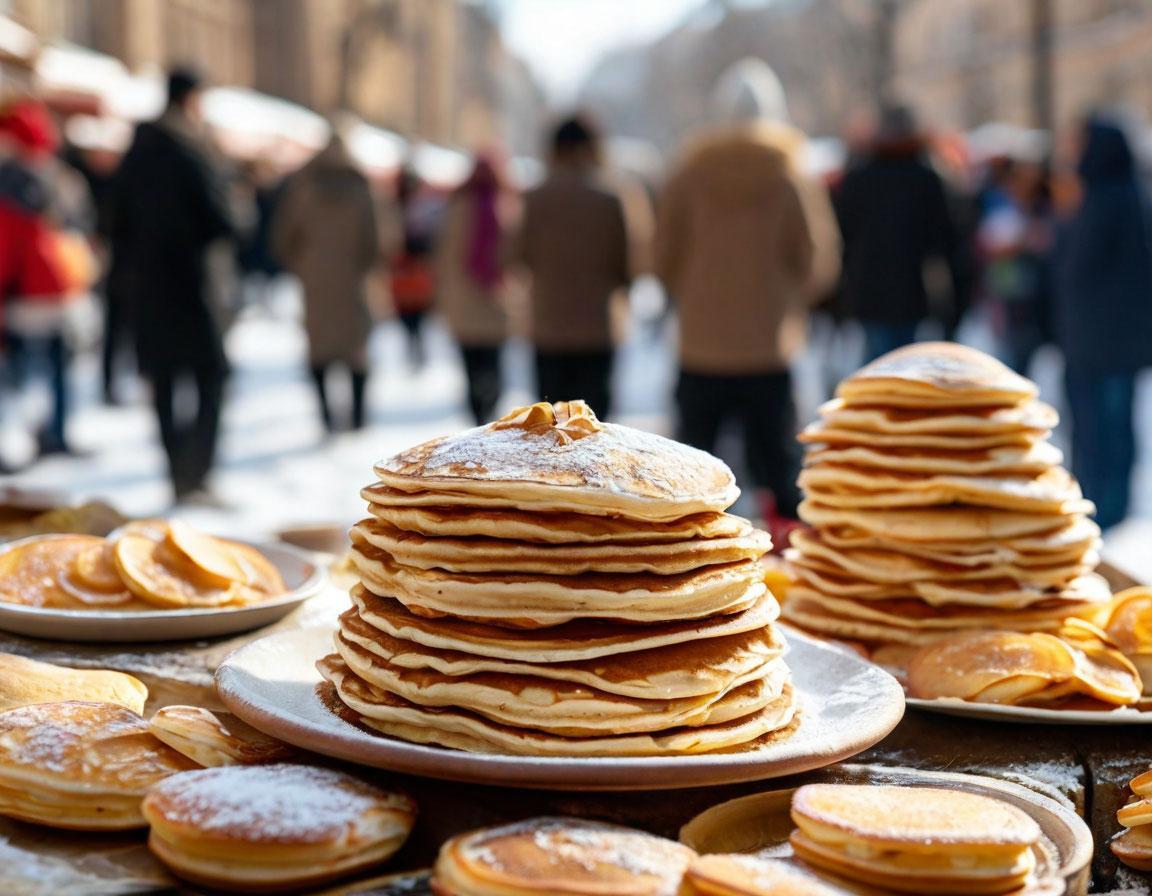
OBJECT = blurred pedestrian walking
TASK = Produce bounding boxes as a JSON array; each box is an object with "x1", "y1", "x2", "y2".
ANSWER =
[
  {"x1": 236, "y1": 159, "x2": 285, "y2": 314},
  {"x1": 836, "y1": 104, "x2": 965, "y2": 361},
  {"x1": 0, "y1": 97, "x2": 96, "y2": 462},
  {"x1": 508, "y1": 115, "x2": 631, "y2": 418},
  {"x1": 391, "y1": 165, "x2": 440, "y2": 372},
  {"x1": 655, "y1": 59, "x2": 839, "y2": 525},
  {"x1": 435, "y1": 154, "x2": 510, "y2": 424},
  {"x1": 1055, "y1": 113, "x2": 1152, "y2": 530},
  {"x1": 109, "y1": 68, "x2": 235, "y2": 504},
  {"x1": 273, "y1": 127, "x2": 380, "y2": 434}
]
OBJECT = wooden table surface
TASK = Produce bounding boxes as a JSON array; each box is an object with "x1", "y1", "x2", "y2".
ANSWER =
[{"x1": 1, "y1": 590, "x2": 1149, "y2": 896}]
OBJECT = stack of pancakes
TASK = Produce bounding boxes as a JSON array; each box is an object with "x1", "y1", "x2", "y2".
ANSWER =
[
  {"x1": 1112, "y1": 767, "x2": 1152, "y2": 872},
  {"x1": 783, "y1": 343, "x2": 1109, "y2": 650},
  {"x1": 320, "y1": 400, "x2": 795, "y2": 756}
]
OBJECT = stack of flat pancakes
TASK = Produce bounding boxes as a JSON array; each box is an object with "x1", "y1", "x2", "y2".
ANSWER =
[
  {"x1": 1112, "y1": 767, "x2": 1152, "y2": 872},
  {"x1": 783, "y1": 343, "x2": 1109, "y2": 650},
  {"x1": 319, "y1": 400, "x2": 795, "y2": 756}
]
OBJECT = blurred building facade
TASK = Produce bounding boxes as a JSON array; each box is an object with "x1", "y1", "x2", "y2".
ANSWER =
[{"x1": 2, "y1": 0, "x2": 544, "y2": 153}]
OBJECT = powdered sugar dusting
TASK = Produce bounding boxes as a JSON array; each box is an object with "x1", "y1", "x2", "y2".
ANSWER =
[
  {"x1": 0, "y1": 702, "x2": 146, "y2": 774},
  {"x1": 146, "y1": 764, "x2": 404, "y2": 844}
]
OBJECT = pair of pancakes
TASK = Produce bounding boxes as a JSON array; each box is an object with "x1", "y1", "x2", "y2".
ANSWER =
[
  {"x1": 143, "y1": 764, "x2": 416, "y2": 892},
  {"x1": 789, "y1": 783, "x2": 1042, "y2": 894},
  {"x1": 906, "y1": 621, "x2": 1144, "y2": 708},
  {"x1": 432, "y1": 816, "x2": 695, "y2": 895},
  {"x1": 0, "y1": 519, "x2": 286, "y2": 610},
  {"x1": 783, "y1": 343, "x2": 1108, "y2": 650},
  {"x1": 1112, "y1": 767, "x2": 1152, "y2": 871},
  {"x1": 1095, "y1": 587, "x2": 1152, "y2": 695},
  {"x1": 320, "y1": 401, "x2": 795, "y2": 756}
]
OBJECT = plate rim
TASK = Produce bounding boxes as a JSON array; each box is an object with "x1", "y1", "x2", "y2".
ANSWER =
[
  {"x1": 905, "y1": 695, "x2": 1152, "y2": 725},
  {"x1": 0, "y1": 534, "x2": 325, "y2": 621},
  {"x1": 215, "y1": 625, "x2": 906, "y2": 790}
]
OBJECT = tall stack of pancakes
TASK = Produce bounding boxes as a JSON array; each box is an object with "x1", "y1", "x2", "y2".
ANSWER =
[
  {"x1": 783, "y1": 343, "x2": 1108, "y2": 651},
  {"x1": 319, "y1": 400, "x2": 795, "y2": 756}
]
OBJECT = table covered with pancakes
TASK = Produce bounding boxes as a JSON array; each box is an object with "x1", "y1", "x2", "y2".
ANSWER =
[{"x1": 0, "y1": 356, "x2": 1151, "y2": 896}]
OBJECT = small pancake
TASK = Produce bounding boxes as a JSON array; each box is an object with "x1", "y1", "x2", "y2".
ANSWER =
[
  {"x1": 1097, "y1": 587, "x2": 1152, "y2": 666},
  {"x1": 1118, "y1": 798, "x2": 1152, "y2": 828},
  {"x1": 143, "y1": 764, "x2": 416, "y2": 892},
  {"x1": 333, "y1": 632, "x2": 786, "y2": 736},
  {"x1": 350, "y1": 586, "x2": 779, "y2": 662},
  {"x1": 1111, "y1": 824, "x2": 1152, "y2": 872},
  {"x1": 167, "y1": 519, "x2": 249, "y2": 585},
  {"x1": 113, "y1": 532, "x2": 240, "y2": 608},
  {"x1": 366, "y1": 502, "x2": 750, "y2": 545},
  {"x1": 805, "y1": 441, "x2": 1062, "y2": 476},
  {"x1": 836, "y1": 343, "x2": 1038, "y2": 408},
  {"x1": 0, "y1": 535, "x2": 105, "y2": 608},
  {"x1": 0, "y1": 653, "x2": 148, "y2": 714},
  {"x1": 0, "y1": 701, "x2": 198, "y2": 830},
  {"x1": 374, "y1": 401, "x2": 739, "y2": 522},
  {"x1": 797, "y1": 502, "x2": 1086, "y2": 543},
  {"x1": 319, "y1": 655, "x2": 796, "y2": 756},
  {"x1": 906, "y1": 632, "x2": 1078, "y2": 703},
  {"x1": 350, "y1": 537, "x2": 764, "y2": 627},
  {"x1": 352, "y1": 517, "x2": 770, "y2": 576},
  {"x1": 149, "y1": 706, "x2": 295, "y2": 767},
  {"x1": 1131, "y1": 768, "x2": 1152, "y2": 798},
  {"x1": 433, "y1": 817, "x2": 695, "y2": 896},
  {"x1": 1055, "y1": 620, "x2": 1144, "y2": 706},
  {"x1": 799, "y1": 423, "x2": 1042, "y2": 450},
  {"x1": 815, "y1": 398, "x2": 1058, "y2": 436},
  {"x1": 339, "y1": 605, "x2": 783, "y2": 700},
  {"x1": 683, "y1": 854, "x2": 884, "y2": 896},
  {"x1": 790, "y1": 784, "x2": 1040, "y2": 895},
  {"x1": 59, "y1": 539, "x2": 136, "y2": 606}
]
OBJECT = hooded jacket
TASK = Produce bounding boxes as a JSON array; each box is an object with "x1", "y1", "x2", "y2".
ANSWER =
[
  {"x1": 656, "y1": 123, "x2": 839, "y2": 374},
  {"x1": 1055, "y1": 117, "x2": 1152, "y2": 373},
  {"x1": 273, "y1": 139, "x2": 381, "y2": 367}
]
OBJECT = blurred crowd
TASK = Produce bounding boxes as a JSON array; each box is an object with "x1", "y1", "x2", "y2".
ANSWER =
[{"x1": 3, "y1": 60, "x2": 1152, "y2": 534}]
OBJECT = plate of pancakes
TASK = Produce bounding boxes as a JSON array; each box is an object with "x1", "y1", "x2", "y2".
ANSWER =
[
  {"x1": 680, "y1": 764, "x2": 1093, "y2": 895},
  {"x1": 218, "y1": 401, "x2": 904, "y2": 789},
  {"x1": 0, "y1": 520, "x2": 325, "y2": 642}
]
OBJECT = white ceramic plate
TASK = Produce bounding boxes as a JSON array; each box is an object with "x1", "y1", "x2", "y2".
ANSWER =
[
  {"x1": 907, "y1": 696, "x2": 1152, "y2": 725},
  {"x1": 0, "y1": 536, "x2": 325, "y2": 642},
  {"x1": 215, "y1": 626, "x2": 905, "y2": 791}
]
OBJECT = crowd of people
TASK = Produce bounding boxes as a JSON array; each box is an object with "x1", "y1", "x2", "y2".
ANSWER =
[{"x1": 2, "y1": 61, "x2": 1152, "y2": 533}]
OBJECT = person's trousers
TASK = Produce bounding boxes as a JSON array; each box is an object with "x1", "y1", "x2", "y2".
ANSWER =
[
  {"x1": 460, "y1": 345, "x2": 502, "y2": 424},
  {"x1": 310, "y1": 363, "x2": 368, "y2": 432},
  {"x1": 861, "y1": 321, "x2": 919, "y2": 363},
  {"x1": 1064, "y1": 367, "x2": 1137, "y2": 531},
  {"x1": 534, "y1": 349, "x2": 613, "y2": 420},
  {"x1": 148, "y1": 359, "x2": 227, "y2": 499},
  {"x1": 676, "y1": 369, "x2": 802, "y2": 518},
  {"x1": 102, "y1": 288, "x2": 133, "y2": 403},
  {"x1": 6, "y1": 332, "x2": 69, "y2": 452}
]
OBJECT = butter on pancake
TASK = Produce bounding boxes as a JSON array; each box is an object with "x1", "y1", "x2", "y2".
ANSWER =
[
  {"x1": 789, "y1": 783, "x2": 1040, "y2": 894},
  {"x1": 143, "y1": 764, "x2": 415, "y2": 892},
  {"x1": 149, "y1": 705, "x2": 294, "y2": 767},
  {"x1": 0, "y1": 701, "x2": 198, "y2": 830},
  {"x1": 432, "y1": 817, "x2": 694, "y2": 895},
  {"x1": 683, "y1": 854, "x2": 882, "y2": 896},
  {"x1": 373, "y1": 400, "x2": 739, "y2": 522},
  {"x1": 0, "y1": 653, "x2": 147, "y2": 714}
]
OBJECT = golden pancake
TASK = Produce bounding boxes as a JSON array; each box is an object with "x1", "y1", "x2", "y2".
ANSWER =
[
  {"x1": 1118, "y1": 798, "x2": 1152, "y2": 828},
  {"x1": 433, "y1": 817, "x2": 695, "y2": 896},
  {"x1": 333, "y1": 633, "x2": 786, "y2": 736},
  {"x1": 0, "y1": 653, "x2": 148, "y2": 714},
  {"x1": 319, "y1": 655, "x2": 795, "y2": 756},
  {"x1": 815, "y1": 398, "x2": 1058, "y2": 436},
  {"x1": 906, "y1": 632, "x2": 1078, "y2": 703},
  {"x1": 349, "y1": 587, "x2": 780, "y2": 664},
  {"x1": 836, "y1": 342, "x2": 1038, "y2": 408},
  {"x1": 1111, "y1": 824, "x2": 1152, "y2": 872},
  {"x1": 351, "y1": 537, "x2": 764, "y2": 627},
  {"x1": 228, "y1": 542, "x2": 287, "y2": 596},
  {"x1": 353, "y1": 517, "x2": 771, "y2": 576},
  {"x1": 113, "y1": 531, "x2": 240, "y2": 608},
  {"x1": 373, "y1": 401, "x2": 739, "y2": 522},
  {"x1": 59, "y1": 543, "x2": 136, "y2": 606},
  {"x1": 0, "y1": 701, "x2": 198, "y2": 830},
  {"x1": 799, "y1": 423, "x2": 1042, "y2": 450},
  {"x1": 0, "y1": 535, "x2": 102, "y2": 608},
  {"x1": 797, "y1": 501, "x2": 1085, "y2": 542},
  {"x1": 1132, "y1": 768, "x2": 1152, "y2": 797},
  {"x1": 805, "y1": 441, "x2": 1062, "y2": 475},
  {"x1": 339, "y1": 606, "x2": 783, "y2": 700},
  {"x1": 1096, "y1": 587, "x2": 1152, "y2": 693},
  {"x1": 789, "y1": 784, "x2": 1040, "y2": 895},
  {"x1": 143, "y1": 764, "x2": 416, "y2": 892},
  {"x1": 167, "y1": 519, "x2": 248, "y2": 586},
  {"x1": 148, "y1": 706, "x2": 295, "y2": 767},
  {"x1": 683, "y1": 854, "x2": 884, "y2": 896},
  {"x1": 1056, "y1": 619, "x2": 1144, "y2": 705}
]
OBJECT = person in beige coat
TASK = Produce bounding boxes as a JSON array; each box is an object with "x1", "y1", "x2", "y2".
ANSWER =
[
  {"x1": 656, "y1": 59, "x2": 839, "y2": 523},
  {"x1": 435, "y1": 155, "x2": 509, "y2": 424},
  {"x1": 273, "y1": 132, "x2": 380, "y2": 433}
]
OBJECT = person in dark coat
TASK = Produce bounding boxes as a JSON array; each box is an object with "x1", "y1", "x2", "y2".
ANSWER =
[
  {"x1": 835, "y1": 104, "x2": 966, "y2": 361},
  {"x1": 1055, "y1": 114, "x2": 1152, "y2": 530},
  {"x1": 109, "y1": 68, "x2": 234, "y2": 503}
]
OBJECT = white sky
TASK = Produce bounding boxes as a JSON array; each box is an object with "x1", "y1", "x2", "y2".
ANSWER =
[{"x1": 495, "y1": 0, "x2": 707, "y2": 101}]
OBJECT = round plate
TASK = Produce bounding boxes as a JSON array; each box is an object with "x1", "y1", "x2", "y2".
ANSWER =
[
  {"x1": 680, "y1": 764, "x2": 1092, "y2": 896},
  {"x1": 0, "y1": 537, "x2": 325, "y2": 642},
  {"x1": 215, "y1": 625, "x2": 905, "y2": 791},
  {"x1": 907, "y1": 696, "x2": 1152, "y2": 725}
]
